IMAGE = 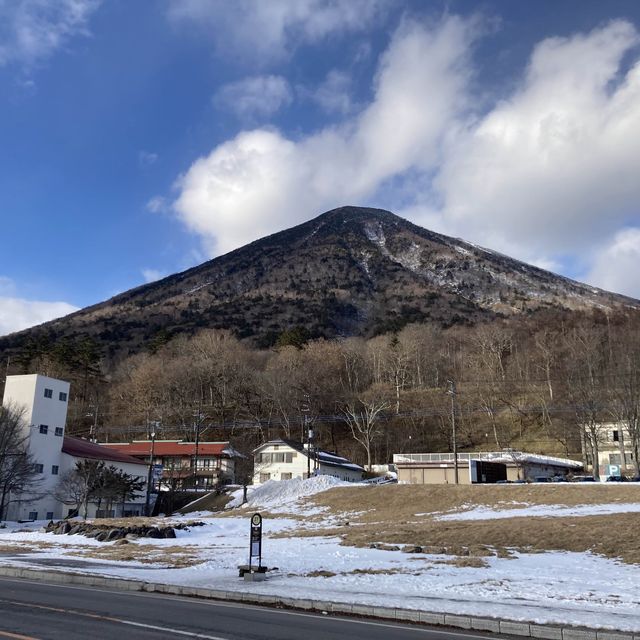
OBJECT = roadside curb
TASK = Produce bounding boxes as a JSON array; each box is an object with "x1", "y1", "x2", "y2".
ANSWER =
[{"x1": 0, "y1": 565, "x2": 637, "y2": 640}]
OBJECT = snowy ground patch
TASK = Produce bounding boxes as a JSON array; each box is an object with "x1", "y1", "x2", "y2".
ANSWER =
[
  {"x1": 435, "y1": 502, "x2": 640, "y2": 521},
  {"x1": 227, "y1": 475, "x2": 354, "y2": 514}
]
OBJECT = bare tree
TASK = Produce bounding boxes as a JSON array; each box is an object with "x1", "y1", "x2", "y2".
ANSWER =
[
  {"x1": 0, "y1": 404, "x2": 42, "y2": 520},
  {"x1": 342, "y1": 395, "x2": 390, "y2": 470}
]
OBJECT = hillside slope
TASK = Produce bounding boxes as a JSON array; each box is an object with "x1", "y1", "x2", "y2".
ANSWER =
[{"x1": 1, "y1": 206, "x2": 637, "y2": 357}]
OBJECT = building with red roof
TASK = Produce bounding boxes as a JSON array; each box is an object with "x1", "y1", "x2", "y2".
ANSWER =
[{"x1": 101, "y1": 440, "x2": 242, "y2": 491}]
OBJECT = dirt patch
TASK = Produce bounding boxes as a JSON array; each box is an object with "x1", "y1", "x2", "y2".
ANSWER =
[
  {"x1": 70, "y1": 543, "x2": 203, "y2": 567},
  {"x1": 0, "y1": 543, "x2": 36, "y2": 554},
  {"x1": 437, "y1": 557, "x2": 489, "y2": 568}
]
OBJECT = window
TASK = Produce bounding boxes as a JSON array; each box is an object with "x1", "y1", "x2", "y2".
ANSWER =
[
  {"x1": 259, "y1": 473, "x2": 270, "y2": 483},
  {"x1": 609, "y1": 454, "x2": 622, "y2": 465},
  {"x1": 39, "y1": 425, "x2": 48, "y2": 435},
  {"x1": 284, "y1": 452, "x2": 293, "y2": 463},
  {"x1": 44, "y1": 388, "x2": 53, "y2": 399},
  {"x1": 280, "y1": 473, "x2": 292, "y2": 480},
  {"x1": 274, "y1": 452, "x2": 285, "y2": 463},
  {"x1": 59, "y1": 392, "x2": 67, "y2": 402},
  {"x1": 51, "y1": 465, "x2": 59, "y2": 475},
  {"x1": 35, "y1": 464, "x2": 44, "y2": 473},
  {"x1": 46, "y1": 512, "x2": 54, "y2": 520},
  {"x1": 55, "y1": 427, "x2": 64, "y2": 437},
  {"x1": 612, "y1": 430, "x2": 620, "y2": 442},
  {"x1": 28, "y1": 512, "x2": 38, "y2": 520}
]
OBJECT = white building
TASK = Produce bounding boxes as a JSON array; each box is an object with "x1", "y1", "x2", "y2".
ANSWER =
[
  {"x1": 583, "y1": 423, "x2": 638, "y2": 477},
  {"x1": 2, "y1": 374, "x2": 147, "y2": 521},
  {"x1": 253, "y1": 439, "x2": 364, "y2": 485}
]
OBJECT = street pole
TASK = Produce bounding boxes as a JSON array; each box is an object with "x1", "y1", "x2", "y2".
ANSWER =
[
  {"x1": 448, "y1": 380, "x2": 459, "y2": 484},
  {"x1": 302, "y1": 394, "x2": 311, "y2": 478},
  {"x1": 145, "y1": 428, "x2": 157, "y2": 517}
]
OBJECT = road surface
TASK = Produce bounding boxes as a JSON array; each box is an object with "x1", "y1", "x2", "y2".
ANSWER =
[{"x1": 0, "y1": 575, "x2": 508, "y2": 640}]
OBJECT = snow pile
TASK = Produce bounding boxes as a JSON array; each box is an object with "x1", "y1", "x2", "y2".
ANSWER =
[{"x1": 227, "y1": 476, "x2": 352, "y2": 511}]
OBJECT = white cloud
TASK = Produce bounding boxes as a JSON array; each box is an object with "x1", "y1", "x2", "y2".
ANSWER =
[
  {"x1": 306, "y1": 69, "x2": 353, "y2": 115},
  {"x1": 138, "y1": 150, "x2": 158, "y2": 167},
  {"x1": 141, "y1": 269, "x2": 166, "y2": 283},
  {"x1": 433, "y1": 19, "x2": 640, "y2": 259},
  {"x1": 173, "y1": 16, "x2": 476, "y2": 255},
  {"x1": 167, "y1": 0, "x2": 386, "y2": 64},
  {"x1": 0, "y1": 0, "x2": 100, "y2": 68},
  {"x1": 213, "y1": 75, "x2": 292, "y2": 120},
  {"x1": 146, "y1": 196, "x2": 168, "y2": 214},
  {"x1": 586, "y1": 229, "x2": 640, "y2": 298},
  {"x1": 0, "y1": 297, "x2": 78, "y2": 336},
  {"x1": 171, "y1": 16, "x2": 640, "y2": 298}
]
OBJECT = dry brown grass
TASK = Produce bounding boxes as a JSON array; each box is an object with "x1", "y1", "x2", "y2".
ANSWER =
[
  {"x1": 310, "y1": 484, "x2": 640, "y2": 522},
  {"x1": 266, "y1": 484, "x2": 640, "y2": 565},
  {"x1": 0, "y1": 543, "x2": 36, "y2": 554},
  {"x1": 70, "y1": 543, "x2": 203, "y2": 567}
]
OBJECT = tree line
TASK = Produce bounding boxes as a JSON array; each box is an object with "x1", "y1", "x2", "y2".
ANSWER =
[{"x1": 6, "y1": 309, "x2": 640, "y2": 478}]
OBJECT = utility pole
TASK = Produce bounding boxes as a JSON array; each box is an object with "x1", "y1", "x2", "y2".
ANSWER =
[
  {"x1": 447, "y1": 380, "x2": 459, "y2": 484},
  {"x1": 145, "y1": 424, "x2": 158, "y2": 517},
  {"x1": 192, "y1": 403, "x2": 205, "y2": 491},
  {"x1": 302, "y1": 393, "x2": 312, "y2": 478}
]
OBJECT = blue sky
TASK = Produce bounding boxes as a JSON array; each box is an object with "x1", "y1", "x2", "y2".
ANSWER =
[{"x1": 2, "y1": 0, "x2": 640, "y2": 336}]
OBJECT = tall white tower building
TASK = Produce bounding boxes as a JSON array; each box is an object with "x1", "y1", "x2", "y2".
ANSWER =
[{"x1": 2, "y1": 374, "x2": 70, "y2": 520}]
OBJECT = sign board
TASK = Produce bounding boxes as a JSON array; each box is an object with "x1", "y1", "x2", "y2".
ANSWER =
[
  {"x1": 607, "y1": 464, "x2": 621, "y2": 477},
  {"x1": 249, "y1": 513, "x2": 262, "y2": 570}
]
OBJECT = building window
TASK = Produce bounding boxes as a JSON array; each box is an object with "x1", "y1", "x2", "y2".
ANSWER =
[
  {"x1": 46, "y1": 512, "x2": 54, "y2": 520},
  {"x1": 52, "y1": 465, "x2": 59, "y2": 475},
  {"x1": 39, "y1": 425, "x2": 48, "y2": 435},
  {"x1": 612, "y1": 430, "x2": 620, "y2": 442},
  {"x1": 59, "y1": 392, "x2": 68, "y2": 402},
  {"x1": 285, "y1": 452, "x2": 293, "y2": 463},
  {"x1": 55, "y1": 427, "x2": 64, "y2": 437},
  {"x1": 44, "y1": 388, "x2": 53, "y2": 399},
  {"x1": 35, "y1": 464, "x2": 44, "y2": 473},
  {"x1": 274, "y1": 452, "x2": 285, "y2": 463},
  {"x1": 609, "y1": 454, "x2": 622, "y2": 465},
  {"x1": 280, "y1": 473, "x2": 292, "y2": 480},
  {"x1": 259, "y1": 473, "x2": 270, "y2": 483},
  {"x1": 28, "y1": 512, "x2": 38, "y2": 520}
]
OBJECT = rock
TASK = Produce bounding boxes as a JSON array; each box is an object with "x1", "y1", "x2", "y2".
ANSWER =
[
  {"x1": 401, "y1": 545, "x2": 423, "y2": 554},
  {"x1": 68, "y1": 525, "x2": 82, "y2": 535},
  {"x1": 146, "y1": 528, "x2": 162, "y2": 539},
  {"x1": 95, "y1": 531, "x2": 109, "y2": 542},
  {"x1": 114, "y1": 539, "x2": 130, "y2": 545},
  {"x1": 161, "y1": 527, "x2": 176, "y2": 539},
  {"x1": 107, "y1": 528, "x2": 124, "y2": 541}
]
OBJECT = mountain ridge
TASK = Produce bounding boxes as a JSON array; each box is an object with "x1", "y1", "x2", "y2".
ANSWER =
[{"x1": 2, "y1": 206, "x2": 638, "y2": 359}]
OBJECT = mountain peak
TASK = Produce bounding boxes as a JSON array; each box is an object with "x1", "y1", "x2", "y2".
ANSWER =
[{"x1": 1, "y1": 205, "x2": 637, "y2": 356}]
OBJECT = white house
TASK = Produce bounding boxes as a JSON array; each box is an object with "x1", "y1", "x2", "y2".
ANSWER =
[
  {"x1": 252, "y1": 439, "x2": 364, "y2": 485},
  {"x1": 2, "y1": 374, "x2": 147, "y2": 521}
]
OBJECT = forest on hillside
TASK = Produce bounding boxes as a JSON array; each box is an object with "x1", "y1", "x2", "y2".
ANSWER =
[{"x1": 4, "y1": 309, "x2": 640, "y2": 476}]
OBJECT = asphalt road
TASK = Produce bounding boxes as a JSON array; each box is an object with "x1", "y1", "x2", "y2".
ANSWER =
[{"x1": 0, "y1": 575, "x2": 509, "y2": 640}]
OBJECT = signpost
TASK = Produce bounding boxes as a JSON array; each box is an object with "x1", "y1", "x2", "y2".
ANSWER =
[{"x1": 249, "y1": 512, "x2": 262, "y2": 572}]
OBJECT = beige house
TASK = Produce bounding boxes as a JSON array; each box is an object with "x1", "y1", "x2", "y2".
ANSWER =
[
  {"x1": 393, "y1": 451, "x2": 582, "y2": 484},
  {"x1": 253, "y1": 439, "x2": 364, "y2": 485}
]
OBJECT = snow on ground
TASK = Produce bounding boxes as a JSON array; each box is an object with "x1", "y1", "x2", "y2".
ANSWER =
[
  {"x1": 434, "y1": 502, "x2": 640, "y2": 521},
  {"x1": 2, "y1": 479, "x2": 640, "y2": 632},
  {"x1": 227, "y1": 475, "x2": 354, "y2": 513},
  {"x1": 1, "y1": 513, "x2": 639, "y2": 632}
]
